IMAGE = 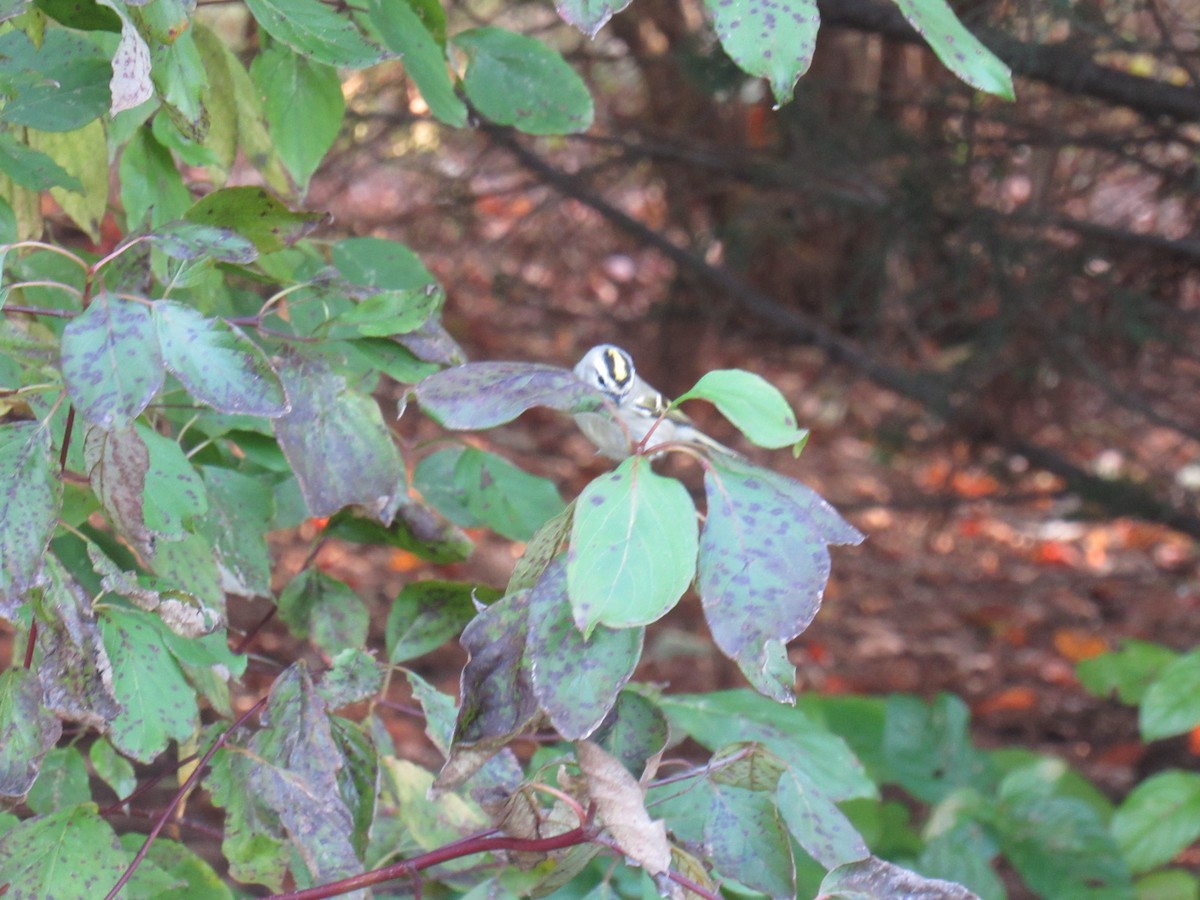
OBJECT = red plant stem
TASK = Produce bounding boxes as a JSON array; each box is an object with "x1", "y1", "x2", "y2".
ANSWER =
[
  {"x1": 103, "y1": 695, "x2": 268, "y2": 900},
  {"x1": 264, "y1": 827, "x2": 593, "y2": 900},
  {"x1": 22, "y1": 621, "x2": 37, "y2": 669},
  {"x1": 58, "y1": 406, "x2": 75, "y2": 474}
]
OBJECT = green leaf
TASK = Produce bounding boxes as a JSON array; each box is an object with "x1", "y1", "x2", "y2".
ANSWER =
[
  {"x1": 776, "y1": 768, "x2": 870, "y2": 871},
  {"x1": 27, "y1": 120, "x2": 109, "y2": 241},
  {"x1": 702, "y1": 0, "x2": 818, "y2": 105},
  {"x1": 415, "y1": 360, "x2": 603, "y2": 429},
  {"x1": 1133, "y1": 870, "x2": 1200, "y2": 900},
  {"x1": 335, "y1": 287, "x2": 443, "y2": 337},
  {"x1": 140, "y1": 839, "x2": 234, "y2": 900},
  {"x1": 676, "y1": 368, "x2": 807, "y2": 450},
  {"x1": 333, "y1": 236, "x2": 437, "y2": 290},
  {"x1": 451, "y1": 28, "x2": 593, "y2": 135},
  {"x1": 508, "y1": 500, "x2": 575, "y2": 593},
  {"x1": 273, "y1": 354, "x2": 405, "y2": 522},
  {"x1": 0, "y1": 131, "x2": 84, "y2": 191},
  {"x1": 154, "y1": 301, "x2": 288, "y2": 416},
  {"x1": 145, "y1": 531, "x2": 225, "y2": 620},
  {"x1": 138, "y1": 423, "x2": 209, "y2": 539},
  {"x1": 146, "y1": 26, "x2": 209, "y2": 142},
  {"x1": 244, "y1": 0, "x2": 386, "y2": 68},
  {"x1": 567, "y1": 456, "x2": 698, "y2": 635},
  {"x1": 526, "y1": 557, "x2": 643, "y2": 739},
  {"x1": 386, "y1": 579, "x2": 484, "y2": 663},
  {"x1": 119, "y1": 128, "x2": 194, "y2": 230},
  {"x1": 326, "y1": 504, "x2": 473, "y2": 564},
  {"x1": 698, "y1": 455, "x2": 862, "y2": 701},
  {"x1": 100, "y1": 607, "x2": 199, "y2": 762},
  {"x1": 0, "y1": 29, "x2": 111, "y2": 131},
  {"x1": 0, "y1": 805, "x2": 129, "y2": 896},
  {"x1": 368, "y1": 0, "x2": 467, "y2": 126},
  {"x1": 0, "y1": 668, "x2": 63, "y2": 803},
  {"x1": 250, "y1": 44, "x2": 344, "y2": 190},
  {"x1": 1141, "y1": 650, "x2": 1200, "y2": 740},
  {"x1": 883, "y1": 694, "x2": 989, "y2": 804},
  {"x1": 328, "y1": 717, "x2": 378, "y2": 859},
  {"x1": 60, "y1": 291, "x2": 164, "y2": 429},
  {"x1": 1112, "y1": 770, "x2": 1200, "y2": 874},
  {"x1": 1077, "y1": 639, "x2": 1177, "y2": 706},
  {"x1": 707, "y1": 781, "x2": 796, "y2": 897},
  {"x1": 25, "y1": 746, "x2": 91, "y2": 813},
  {"x1": 184, "y1": 186, "x2": 327, "y2": 254},
  {"x1": 197, "y1": 465, "x2": 274, "y2": 598},
  {"x1": 148, "y1": 221, "x2": 259, "y2": 264},
  {"x1": 556, "y1": 0, "x2": 633, "y2": 38},
  {"x1": 36, "y1": 0, "x2": 122, "y2": 30},
  {"x1": 892, "y1": 0, "x2": 1014, "y2": 99},
  {"x1": 204, "y1": 738, "x2": 288, "y2": 890},
  {"x1": 338, "y1": 337, "x2": 440, "y2": 384},
  {"x1": 277, "y1": 569, "x2": 369, "y2": 655},
  {"x1": 0, "y1": 421, "x2": 61, "y2": 609},
  {"x1": 420, "y1": 445, "x2": 566, "y2": 542},
  {"x1": 592, "y1": 690, "x2": 669, "y2": 778},
  {"x1": 659, "y1": 691, "x2": 876, "y2": 802},
  {"x1": 89, "y1": 737, "x2": 137, "y2": 802}
]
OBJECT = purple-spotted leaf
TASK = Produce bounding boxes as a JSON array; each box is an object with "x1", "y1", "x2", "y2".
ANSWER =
[
  {"x1": 893, "y1": 0, "x2": 1013, "y2": 99},
  {"x1": 706, "y1": 779, "x2": 796, "y2": 897},
  {"x1": 777, "y1": 768, "x2": 870, "y2": 871},
  {"x1": 415, "y1": 361, "x2": 603, "y2": 430},
  {"x1": 84, "y1": 424, "x2": 152, "y2": 551},
  {"x1": 0, "y1": 668, "x2": 63, "y2": 803},
  {"x1": 100, "y1": 608, "x2": 198, "y2": 763},
  {"x1": 819, "y1": 855, "x2": 981, "y2": 898},
  {"x1": 567, "y1": 457, "x2": 698, "y2": 636},
  {"x1": 703, "y1": 0, "x2": 819, "y2": 105},
  {"x1": 0, "y1": 805, "x2": 129, "y2": 898},
  {"x1": 184, "y1": 186, "x2": 328, "y2": 254},
  {"x1": 148, "y1": 221, "x2": 258, "y2": 264},
  {"x1": 556, "y1": 0, "x2": 633, "y2": 39},
  {"x1": 676, "y1": 368, "x2": 808, "y2": 451},
  {"x1": 138, "y1": 424, "x2": 208, "y2": 539},
  {"x1": 273, "y1": 355, "x2": 404, "y2": 522},
  {"x1": 386, "y1": 580, "x2": 488, "y2": 663},
  {"x1": 33, "y1": 555, "x2": 121, "y2": 729},
  {"x1": 0, "y1": 422, "x2": 61, "y2": 611},
  {"x1": 527, "y1": 557, "x2": 643, "y2": 740},
  {"x1": 439, "y1": 591, "x2": 538, "y2": 788},
  {"x1": 699, "y1": 456, "x2": 863, "y2": 702},
  {"x1": 451, "y1": 28, "x2": 594, "y2": 135},
  {"x1": 104, "y1": 0, "x2": 153, "y2": 115},
  {"x1": 154, "y1": 301, "x2": 289, "y2": 416},
  {"x1": 60, "y1": 290, "x2": 164, "y2": 429},
  {"x1": 243, "y1": 665, "x2": 366, "y2": 889},
  {"x1": 277, "y1": 570, "x2": 369, "y2": 656},
  {"x1": 592, "y1": 690, "x2": 669, "y2": 779}
]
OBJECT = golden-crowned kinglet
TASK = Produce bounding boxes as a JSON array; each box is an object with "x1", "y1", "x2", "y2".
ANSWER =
[{"x1": 572, "y1": 344, "x2": 738, "y2": 460}]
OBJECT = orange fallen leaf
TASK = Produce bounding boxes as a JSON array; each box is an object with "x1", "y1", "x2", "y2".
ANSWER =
[
  {"x1": 951, "y1": 470, "x2": 1000, "y2": 499},
  {"x1": 973, "y1": 686, "x2": 1038, "y2": 716},
  {"x1": 1053, "y1": 628, "x2": 1109, "y2": 663},
  {"x1": 388, "y1": 549, "x2": 425, "y2": 573},
  {"x1": 1033, "y1": 540, "x2": 1080, "y2": 567}
]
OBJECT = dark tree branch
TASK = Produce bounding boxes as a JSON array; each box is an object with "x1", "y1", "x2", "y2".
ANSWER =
[
  {"x1": 816, "y1": 0, "x2": 1200, "y2": 123},
  {"x1": 482, "y1": 122, "x2": 1200, "y2": 539}
]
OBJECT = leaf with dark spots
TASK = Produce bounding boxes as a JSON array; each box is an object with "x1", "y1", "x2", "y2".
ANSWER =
[
  {"x1": 0, "y1": 668, "x2": 63, "y2": 804},
  {"x1": 415, "y1": 360, "x2": 604, "y2": 430},
  {"x1": 60, "y1": 290, "x2": 164, "y2": 429},
  {"x1": 154, "y1": 301, "x2": 289, "y2": 417},
  {"x1": 0, "y1": 421, "x2": 61, "y2": 613},
  {"x1": 702, "y1": 0, "x2": 819, "y2": 105},
  {"x1": 526, "y1": 557, "x2": 643, "y2": 739},
  {"x1": 438, "y1": 591, "x2": 539, "y2": 789},
  {"x1": 819, "y1": 855, "x2": 981, "y2": 898},
  {"x1": 272, "y1": 354, "x2": 405, "y2": 523},
  {"x1": 84, "y1": 424, "x2": 152, "y2": 552},
  {"x1": 148, "y1": 220, "x2": 258, "y2": 264},
  {"x1": 33, "y1": 554, "x2": 121, "y2": 729},
  {"x1": 892, "y1": 0, "x2": 1013, "y2": 99},
  {"x1": 699, "y1": 455, "x2": 863, "y2": 702},
  {"x1": 184, "y1": 186, "x2": 328, "y2": 254}
]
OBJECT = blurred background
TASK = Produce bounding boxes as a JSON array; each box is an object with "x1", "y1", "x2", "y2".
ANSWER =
[{"x1": 281, "y1": 0, "x2": 1198, "y2": 795}]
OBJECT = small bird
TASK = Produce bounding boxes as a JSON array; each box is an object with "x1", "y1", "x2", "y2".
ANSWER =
[{"x1": 572, "y1": 344, "x2": 738, "y2": 460}]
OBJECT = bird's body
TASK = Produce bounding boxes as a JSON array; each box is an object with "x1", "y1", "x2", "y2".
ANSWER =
[{"x1": 572, "y1": 344, "x2": 738, "y2": 460}]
